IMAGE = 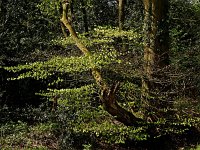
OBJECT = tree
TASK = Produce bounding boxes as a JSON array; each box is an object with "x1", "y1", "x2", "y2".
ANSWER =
[
  {"x1": 142, "y1": 0, "x2": 170, "y2": 120},
  {"x1": 60, "y1": 0, "x2": 142, "y2": 126},
  {"x1": 118, "y1": 0, "x2": 125, "y2": 31},
  {"x1": 4, "y1": 0, "x2": 199, "y2": 130},
  {"x1": 80, "y1": 0, "x2": 89, "y2": 33},
  {"x1": 60, "y1": 0, "x2": 170, "y2": 125},
  {"x1": 2, "y1": 1, "x2": 200, "y2": 148}
]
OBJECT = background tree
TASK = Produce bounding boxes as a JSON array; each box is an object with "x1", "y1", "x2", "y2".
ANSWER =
[
  {"x1": 118, "y1": 0, "x2": 126, "y2": 31},
  {"x1": 142, "y1": 0, "x2": 170, "y2": 120}
]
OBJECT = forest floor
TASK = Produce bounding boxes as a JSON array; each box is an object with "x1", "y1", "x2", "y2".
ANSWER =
[{"x1": 1, "y1": 120, "x2": 200, "y2": 150}]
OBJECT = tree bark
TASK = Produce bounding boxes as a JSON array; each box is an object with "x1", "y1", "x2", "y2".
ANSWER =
[
  {"x1": 60, "y1": 0, "x2": 73, "y2": 37},
  {"x1": 60, "y1": 0, "x2": 143, "y2": 126},
  {"x1": 60, "y1": 22, "x2": 68, "y2": 38},
  {"x1": 80, "y1": 0, "x2": 89, "y2": 33},
  {"x1": 118, "y1": 0, "x2": 125, "y2": 31},
  {"x1": 142, "y1": 0, "x2": 169, "y2": 120},
  {"x1": 118, "y1": 0, "x2": 128, "y2": 52}
]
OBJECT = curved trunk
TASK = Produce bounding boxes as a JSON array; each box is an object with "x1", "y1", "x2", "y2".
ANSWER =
[
  {"x1": 60, "y1": 0, "x2": 73, "y2": 37},
  {"x1": 60, "y1": 0, "x2": 143, "y2": 126}
]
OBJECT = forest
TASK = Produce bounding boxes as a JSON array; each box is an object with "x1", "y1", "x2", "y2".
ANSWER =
[{"x1": 0, "y1": 0, "x2": 200, "y2": 149}]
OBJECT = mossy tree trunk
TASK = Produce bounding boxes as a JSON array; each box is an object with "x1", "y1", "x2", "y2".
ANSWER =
[{"x1": 142, "y1": 0, "x2": 169, "y2": 121}]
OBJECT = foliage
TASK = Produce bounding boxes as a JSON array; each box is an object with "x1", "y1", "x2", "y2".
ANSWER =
[
  {"x1": 0, "y1": 120, "x2": 57, "y2": 149},
  {"x1": 170, "y1": 0, "x2": 200, "y2": 55},
  {"x1": 3, "y1": 24, "x2": 200, "y2": 146},
  {"x1": 5, "y1": 51, "x2": 120, "y2": 80},
  {"x1": 0, "y1": 0, "x2": 54, "y2": 60},
  {"x1": 1, "y1": 0, "x2": 200, "y2": 149}
]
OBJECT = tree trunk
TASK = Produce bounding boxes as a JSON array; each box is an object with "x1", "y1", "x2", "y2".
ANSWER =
[
  {"x1": 60, "y1": 0, "x2": 143, "y2": 126},
  {"x1": 118, "y1": 0, "x2": 128, "y2": 52},
  {"x1": 80, "y1": 0, "x2": 89, "y2": 33},
  {"x1": 142, "y1": 0, "x2": 169, "y2": 121},
  {"x1": 119, "y1": 0, "x2": 125, "y2": 31}
]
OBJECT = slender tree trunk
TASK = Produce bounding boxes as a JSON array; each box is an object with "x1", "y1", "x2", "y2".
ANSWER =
[
  {"x1": 118, "y1": 0, "x2": 125, "y2": 31},
  {"x1": 80, "y1": 0, "x2": 89, "y2": 33},
  {"x1": 142, "y1": 0, "x2": 169, "y2": 121},
  {"x1": 118, "y1": 0, "x2": 128, "y2": 52},
  {"x1": 60, "y1": 0, "x2": 143, "y2": 126}
]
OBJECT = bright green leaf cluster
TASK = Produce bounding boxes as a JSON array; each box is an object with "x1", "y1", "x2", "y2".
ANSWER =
[{"x1": 4, "y1": 50, "x2": 121, "y2": 81}]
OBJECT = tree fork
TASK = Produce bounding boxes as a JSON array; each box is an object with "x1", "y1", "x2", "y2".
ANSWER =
[{"x1": 60, "y1": 0, "x2": 143, "y2": 126}]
